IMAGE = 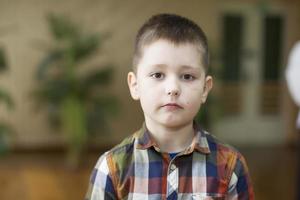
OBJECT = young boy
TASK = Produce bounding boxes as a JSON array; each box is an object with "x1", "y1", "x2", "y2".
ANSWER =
[{"x1": 85, "y1": 13, "x2": 254, "y2": 200}]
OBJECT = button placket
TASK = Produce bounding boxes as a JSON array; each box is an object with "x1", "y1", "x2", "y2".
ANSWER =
[
  {"x1": 167, "y1": 161, "x2": 178, "y2": 197},
  {"x1": 170, "y1": 163, "x2": 176, "y2": 171}
]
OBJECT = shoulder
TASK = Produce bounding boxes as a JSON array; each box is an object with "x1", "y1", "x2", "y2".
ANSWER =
[
  {"x1": 204, "y1": 132, "x2": 255, "y2": 198},
  {"x1": 95, "y1": 130, "x2": 140, "y2": 170},
  {"x1": 109, "y1": 133, "x2": 137, "y2": 154},
  {"x1": 204, "y1": 130, "x2": 240, "y2": 155},
  {"x1": 198, "y1": 131, "x2": 252, "y2": 188},
  {"x1": 203, "y1": 130, "x2": 248, "y2": 173},
  {"x1": 109, "y1": 127, "x2": 145, "y2": 155}
]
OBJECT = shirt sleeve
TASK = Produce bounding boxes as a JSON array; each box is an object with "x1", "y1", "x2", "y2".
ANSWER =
[
  {"x1": 227, "y1": 153, "x2": 255, "y2": 200},
  {"x1": 85, "y1": 153, "x2": 117, "y2": 200}
]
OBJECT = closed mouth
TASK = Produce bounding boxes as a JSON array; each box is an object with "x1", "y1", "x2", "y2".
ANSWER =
[{"x1": 162, "y1": 103, "x2": 183, "y2": 109}]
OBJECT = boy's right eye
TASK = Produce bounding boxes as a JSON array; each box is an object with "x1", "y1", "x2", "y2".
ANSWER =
[{"x1": 150, "y1": 72, "x2": 164, "y2": 79}]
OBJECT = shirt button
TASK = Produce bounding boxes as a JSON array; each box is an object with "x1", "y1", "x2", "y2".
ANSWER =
[{"x1": 170, "y1": 164, "x2": 176, "y2": 171}]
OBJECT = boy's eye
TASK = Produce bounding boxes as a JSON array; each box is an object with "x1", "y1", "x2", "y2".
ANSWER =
[
  {"x1": 182, "y1": 74, "x2": 195, "y2": 81},
  {"x1": 151, "y1": 72, "x2": 164, "y2": 79}
]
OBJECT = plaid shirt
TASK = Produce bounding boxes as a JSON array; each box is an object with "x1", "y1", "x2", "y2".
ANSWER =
[{"x1": 85, "y1": 123, "x2": 254, "y2": 200}]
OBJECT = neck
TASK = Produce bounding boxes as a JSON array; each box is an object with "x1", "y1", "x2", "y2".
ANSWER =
[{"x1": 145, "y1": 118, "x2": 194, "y2": 153}]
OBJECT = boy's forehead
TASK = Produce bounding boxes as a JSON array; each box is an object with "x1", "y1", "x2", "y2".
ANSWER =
[
  {"x1": 138, "y1": 39, "x2": 204, "y2": 69},
  {"x1": 143, "y1": 39, "x2": 202, "y2": 53}
]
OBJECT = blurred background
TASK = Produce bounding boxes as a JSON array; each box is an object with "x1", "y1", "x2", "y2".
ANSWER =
[{"x1": 0, "y1": 0, "x2": 299, "y2": 199}]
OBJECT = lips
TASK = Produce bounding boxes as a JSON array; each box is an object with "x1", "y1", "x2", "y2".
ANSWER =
[{"x1": 162, "y1": 103, "x2": 183, "y2": 110}]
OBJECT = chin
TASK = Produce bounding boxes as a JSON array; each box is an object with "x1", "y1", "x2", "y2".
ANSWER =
[{"x1": 160, "y1": 118, "x2": 191, "y2": 129}]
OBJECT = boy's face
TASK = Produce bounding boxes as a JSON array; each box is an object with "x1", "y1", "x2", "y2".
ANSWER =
[{"x1": 128, "y1": 39, "x2": 213, "y2": 129}]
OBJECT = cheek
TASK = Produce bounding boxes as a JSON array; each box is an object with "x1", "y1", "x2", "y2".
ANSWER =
[
  {"x1": 140, "y1": 82, "x2": 162, "y2": 97},
  {"x1": 139, "y1": 85, "x2": 159, "y2": 105},
  {"x1": 184, "y1": 99, "x2": 201, "y2": 110},
  {"x1": 183, "y1": 87, "x2": 203, "y2": 106},
  {"x1": 184, "y1": 99, "x2": 201, "y2": 119}
]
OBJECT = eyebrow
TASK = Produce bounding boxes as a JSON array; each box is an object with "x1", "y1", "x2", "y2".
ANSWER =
[
  {"x1": 150, "y1": 64, "x2": 198, "y2": 70},
  {"x1": 149, "y1": 64, "x2": 167, "y2": 69},
  {"x1": 180, "y1": 65, "x2": 199, "y2": 70}
]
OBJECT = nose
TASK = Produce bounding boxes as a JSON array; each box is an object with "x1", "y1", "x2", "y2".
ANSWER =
[
  {"x1": 165, "y1": 77, "x2": 180, "y2": 97},
  {"x1": 168, "y1": 90, "x2": 179, "y2": 96}
]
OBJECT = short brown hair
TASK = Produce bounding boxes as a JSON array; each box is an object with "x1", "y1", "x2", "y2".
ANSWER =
[{"x1": 133, "y1": 13, "x2": 209, "y2": 73}]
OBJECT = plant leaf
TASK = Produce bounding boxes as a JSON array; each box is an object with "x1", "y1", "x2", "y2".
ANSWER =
[
  {"x1": 86, "y1": 96, "x2": 119, "y2": 135},
  {"x1": 71, "y1": 34, "x2": 101, "y2": 62},
  {"x1": 0, "y1": 48, "x2": 7, "y2": 72},
  {"x1": 0, "y1": 89, "x2": 14, "y2": 110},
  {"x1": 36, "y1": 50, "x2": 63, "y2": 80},
  {"x1": 47, "y1": 14, "x2": 79, "y2": 41},
  {"x1": 32, "y1": 79, "x2": 71, "y2": 105},
  {"x1": 81, "y1": 67, "x2": 114, "y2": 90}
]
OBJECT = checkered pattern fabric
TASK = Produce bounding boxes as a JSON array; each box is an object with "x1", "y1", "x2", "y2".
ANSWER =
[{"x1": 85, "y1": 123, "x2": 254, "y2": 200}]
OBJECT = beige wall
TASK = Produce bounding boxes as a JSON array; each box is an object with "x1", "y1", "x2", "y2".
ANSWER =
[
  {"x1": 0, "y1": 0, "x2": 299, "y2": 148},
  {"x1": 0, "y1": 0, "x2": 221, "y2": 148}
]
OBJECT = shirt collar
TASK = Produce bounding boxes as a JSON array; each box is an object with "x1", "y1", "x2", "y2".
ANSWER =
[{"x1": 135, "y1": 122, "x2": 211, "y2": 155}]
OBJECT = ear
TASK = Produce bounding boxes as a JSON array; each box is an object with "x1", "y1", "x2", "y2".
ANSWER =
[
  {"x1": 127, "y1": 71, "x2": 140, "y2": 100},
  {"x1": 201, "y1": 75, "x2": 213, "y2": 103}
]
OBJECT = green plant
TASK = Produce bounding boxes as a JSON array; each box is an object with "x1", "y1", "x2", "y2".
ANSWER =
[
  {"x1": 32, "y1": 14, "x2": 118, "y2": 166},
  {"x1": 0, "y1": 47, "x2": 14, "y2": 155}
]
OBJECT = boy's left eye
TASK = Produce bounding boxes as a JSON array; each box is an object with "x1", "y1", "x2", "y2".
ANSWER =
[
  {"x1": 182, "y1": 74, "x2": 195, "y2": 81},
  {"x1": 150, "y1": 72, "x2": 164, "y2": 79}
]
